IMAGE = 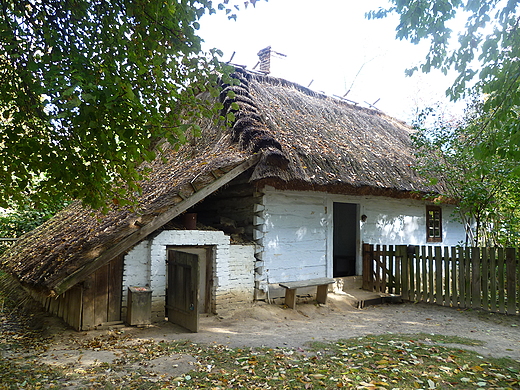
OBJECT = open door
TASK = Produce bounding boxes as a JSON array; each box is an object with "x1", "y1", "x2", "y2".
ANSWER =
[
  {"x1": 333, "y1": 202, "x2": 358, "y2": 277},
  {"x1": 166, "y1": 250, "x2": 199, "y2": 332}
]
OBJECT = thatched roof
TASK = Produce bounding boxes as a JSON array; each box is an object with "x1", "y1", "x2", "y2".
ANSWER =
[{"x1": 0, "y1": 68, "x2": 443, "y2": 295}]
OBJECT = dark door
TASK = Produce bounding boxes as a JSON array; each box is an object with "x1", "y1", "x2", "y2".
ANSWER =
[
  {"x1": 333, "y1": 202, "x2": 358, "y2": 277},
  {"x1": 166, "y1": 250, "x2": 199, "y2": 332}
]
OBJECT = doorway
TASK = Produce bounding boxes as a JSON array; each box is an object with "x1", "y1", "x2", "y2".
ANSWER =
[
  {"x1": 166, "y1": 246, "x2": 213, "y2": 332},
  {"x1": 333, "y1": 202, "x2": 358, "y2": 277}
]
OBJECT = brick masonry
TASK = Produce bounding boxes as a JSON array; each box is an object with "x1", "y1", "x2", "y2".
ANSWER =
[{"x1": 122, "y1": 230, "x2": 255, "y2": 322}]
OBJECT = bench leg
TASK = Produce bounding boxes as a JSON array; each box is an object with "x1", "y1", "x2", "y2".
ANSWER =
[
  {"x1": 285, "y1": 288, "x2": 297, "y2": 309},
  {"x1": 316, "y1": 284, "x2": 328, "y2": 305}
]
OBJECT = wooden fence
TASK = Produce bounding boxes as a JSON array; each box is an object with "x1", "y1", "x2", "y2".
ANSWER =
[{"x1": 362, "y1": 243, "x2": 520, "y2": 315}]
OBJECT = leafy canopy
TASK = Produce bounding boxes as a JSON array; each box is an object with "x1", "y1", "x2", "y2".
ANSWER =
[
  {"x1": 368, "y1": 1, "x2": 520, "y2": 163},
  {"x1": 0, "y1": 0, "x2": 259, "y2": 211},
  {"x1": 413, "y1": 101, "x2": 520, "y2": 247}
]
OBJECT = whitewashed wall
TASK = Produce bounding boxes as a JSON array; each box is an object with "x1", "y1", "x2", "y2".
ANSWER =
[
  {"x1": 122, "y1": 230, "x2": 255, "y2": 322},
  {"x1": 255, "y1": 187, "x2": 467, "y2": 291}
]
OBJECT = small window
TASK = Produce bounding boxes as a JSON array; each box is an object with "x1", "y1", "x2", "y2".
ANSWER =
[{"x1": 426, "y1": 206, "x2": 442, "y2": 242}]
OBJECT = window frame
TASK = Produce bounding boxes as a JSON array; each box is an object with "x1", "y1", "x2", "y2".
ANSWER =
[{"x1": 426, "y1": 206, "x2": 442, "y2": 243}]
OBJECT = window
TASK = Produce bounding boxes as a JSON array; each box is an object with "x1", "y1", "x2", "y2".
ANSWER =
[{"x1": 426, "y1": 206, "x2": 442, "y2": 242}]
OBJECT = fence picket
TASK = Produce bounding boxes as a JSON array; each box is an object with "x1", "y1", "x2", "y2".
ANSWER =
[
  {"x1": 498, "y1": 248, "x2": 506, "y2": 314},
  {"x1": 400, "y1": 246, "x2": 409, "y2": 301},
  {"x1": 361, "y1": 244, "x2": 519, "y2": 315},
  {"x1": 443, "y1": 246, "x2": 450, "y2": 307},
  {"x1": 471, "y1": 247, "x2": 481, "y2": 309},
  {"x1": 387, "y1": 245, "x2": 394, "y2": 294},
  {"x1": 394, "y1": 245, "x2": 401, "y2": 295},
  {"x1": 450, "y1": 246, "x2": 457, "y2": 307},
  {"x1": 489, "y1": 248, "x2": 497, "y2": 313},
  {"x1": 481, "y1": 247, "x2": 489, "y2": 311},
  {"x1": 434, "y1": 247, "x2": 442, "y2": 305},
  {"x1": 464, "y1": 247, "x2": 472, "y2": 308},
  {"x1": 506, "y1": 248, "x2": 516, "y2": 315}
]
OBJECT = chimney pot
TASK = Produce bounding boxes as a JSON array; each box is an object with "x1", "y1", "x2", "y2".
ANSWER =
[{"x1": 257, "y1": 46, "x2": 271, "y2": 74}]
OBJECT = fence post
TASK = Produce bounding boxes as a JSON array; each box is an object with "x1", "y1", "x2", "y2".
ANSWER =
[
  {"x1": 362, "y1": 243, "x2": 373, "y2": 291},
  {"x1": 505, "y1": 248, "x2": 517, "y2": 315}
]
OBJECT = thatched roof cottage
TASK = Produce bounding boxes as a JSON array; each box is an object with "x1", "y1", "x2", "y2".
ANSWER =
[{"x1": 0, "y1": 68, "x2": 466, "y2": 331}]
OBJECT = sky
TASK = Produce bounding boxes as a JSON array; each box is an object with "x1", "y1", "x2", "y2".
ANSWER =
[{"x1": 198, "y1": 0, "x2": 462, "y2": 123}]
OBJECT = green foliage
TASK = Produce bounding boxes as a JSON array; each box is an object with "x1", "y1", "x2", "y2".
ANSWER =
[
  {"x1": 0, "y1": 0, "x2": 262, "y2": 211},
  {"x1": 367, "y1": 1, "x2": 520, "y2": 163},
  {"x1": 0, "y1": 197, "x2": 67, "y2": 254},
  {"x1": 412, "y1": 101, "x2": 520, "y2": 246}
]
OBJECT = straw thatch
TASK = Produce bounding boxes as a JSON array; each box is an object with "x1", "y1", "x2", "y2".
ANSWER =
[{"x1": 0, "y1": 68, "x2": 442, "y2": 296}]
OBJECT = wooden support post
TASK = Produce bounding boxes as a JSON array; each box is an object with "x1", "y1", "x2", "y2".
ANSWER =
[
  {"x1": 316, "y1": 284, "x2": 328, "y2": 304},
  {"x1": 285, "y1": 289, "x2": 296, "y2": 309}
]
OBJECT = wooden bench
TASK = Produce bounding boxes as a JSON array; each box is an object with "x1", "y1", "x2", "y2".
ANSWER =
[{"x1": 279, "y1": 277, "x2": 336, "y2": 309}]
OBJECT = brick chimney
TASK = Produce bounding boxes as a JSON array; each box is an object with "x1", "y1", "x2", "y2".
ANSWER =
[{"x1": 257, "y1": 46, "x2": 272, "y2": 74}]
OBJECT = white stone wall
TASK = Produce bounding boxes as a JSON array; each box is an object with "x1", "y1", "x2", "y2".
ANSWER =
[
  {"x1": 122, "y1": 230, "x2": 256, "y2": 322},
  {"x1": 256, "y1": 187, "x2": 467, "y2": 291}
]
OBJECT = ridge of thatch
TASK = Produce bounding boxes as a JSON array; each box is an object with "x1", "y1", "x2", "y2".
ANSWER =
[{"x1": 1, "y1": 67, "x2": 444, "y2": 294}]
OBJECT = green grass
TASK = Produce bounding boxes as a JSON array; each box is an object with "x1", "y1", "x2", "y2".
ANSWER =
[{"x1": 2, "y1": 333, "x2": 518, "y2": 389}]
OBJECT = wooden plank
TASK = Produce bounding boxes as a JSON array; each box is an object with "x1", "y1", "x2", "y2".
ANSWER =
[
  {"x1": 362, "y1": 243, "x2": 373, "y2": 291},
  {"x1": 373, "y1": 248, "x2": 381, "y2": 292},
  {"x1": 399, "y1": 246, "x2": 409, "y2": 301},
  {"x1": 316, "y1": 284, "x2": 329, "y2": 304},
  {"x1": 464, "y1": 247, "x2": 472, "y2": 308},
  {"x1": 107, "y1": 255, "x2": 123, "y2": 322},
  {"x1": 94, "y1": 264, "x2": 109, "y2": 326},
  {"x1": 387, "y1": 245, "x2": 394, "y2": 294},
  {"x1": 279, "y1": 278, "x2": 335, "y2": 289},
  {"x1": 505, "y1": 248, "x2": 517, "y2": 315},
  {"x1": 53, "y1": 155, "x2": 261, "y2": 296},
  {"x1": 81, "y1": 274, "x2": 96, "y2": 330},
  {"x1": 443, "y1": 246, "x2": 450, "y2": 307},
  {"x1": 285, "y1": 288, "x2": 297, "y2": 309},
  {"x1": 497, "y1": 248, "x2": 506, "y2": 313},
  {"x1": 471, "y1": 247, "x2": 481, "y2": 309},
  {"x1": 68, "y1": 285, "x2": 83, "y2": 331},
  {"x1": 450, "y1": 246, "x2": 457, "y2": 307},
  {"x1": 489, "y1": 247, "x2": 497, "y2": 312},
  {"x1": 381, "y1": 245, "x2": 388, "y2": 292},
  {"x1": 394, "y1": 246, "x2": 401, "y2": 296},
  {"x1": 408, "y1": 246, "x2": 415, "y2": 301},
  {"x1": 419, "y1": 246, "x2": 426, "y2": 302},
  {"x1": 413, "y1": 246, "x2": 420, "y2": 301},
  {"x1": 481, "y1": 247, "x2": 489, "y2": 311},
  {"x1": 427, "y1": 246, "x2": 434, "y2": 303},
  {"x1": 460, "y1": 247, "x2": 466, "y2": 308},
  {"x1": 435, "y1": 246, "x2": 443, "y2": 305}
]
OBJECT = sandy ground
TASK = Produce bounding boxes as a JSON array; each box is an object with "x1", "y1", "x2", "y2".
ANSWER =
[{"x1": 35, "y1": 295, "x2": 520, "y2": 371}]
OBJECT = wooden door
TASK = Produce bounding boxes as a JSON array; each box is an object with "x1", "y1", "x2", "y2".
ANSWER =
[{"x1": 166, "y1": 250, "x2": 199, "y2": 332}]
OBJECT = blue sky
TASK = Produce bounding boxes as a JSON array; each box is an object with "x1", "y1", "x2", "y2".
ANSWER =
[{"x1": 198, "y1": 0, "x2": 461, "y2": 123}]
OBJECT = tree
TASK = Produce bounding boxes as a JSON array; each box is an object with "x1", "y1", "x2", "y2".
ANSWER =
[
  {"x1": 0, "y1": 0, "x2": 260, "y2": 211},
  {"x1": 412, "y1": 100, "x2": 520, "y2": 247},
  {"x1": 368, "y1": 1, "x2": 520, "y2": 164}
]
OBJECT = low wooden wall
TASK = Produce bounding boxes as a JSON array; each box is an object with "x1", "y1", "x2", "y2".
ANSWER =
[{"x1": 363, "y1": 244, "x2": 520, "y2": 315}]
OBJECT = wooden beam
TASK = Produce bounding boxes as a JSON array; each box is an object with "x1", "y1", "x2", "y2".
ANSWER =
[{"x1": 52, "y1": 155, "x2": 260, "y2": 296}]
